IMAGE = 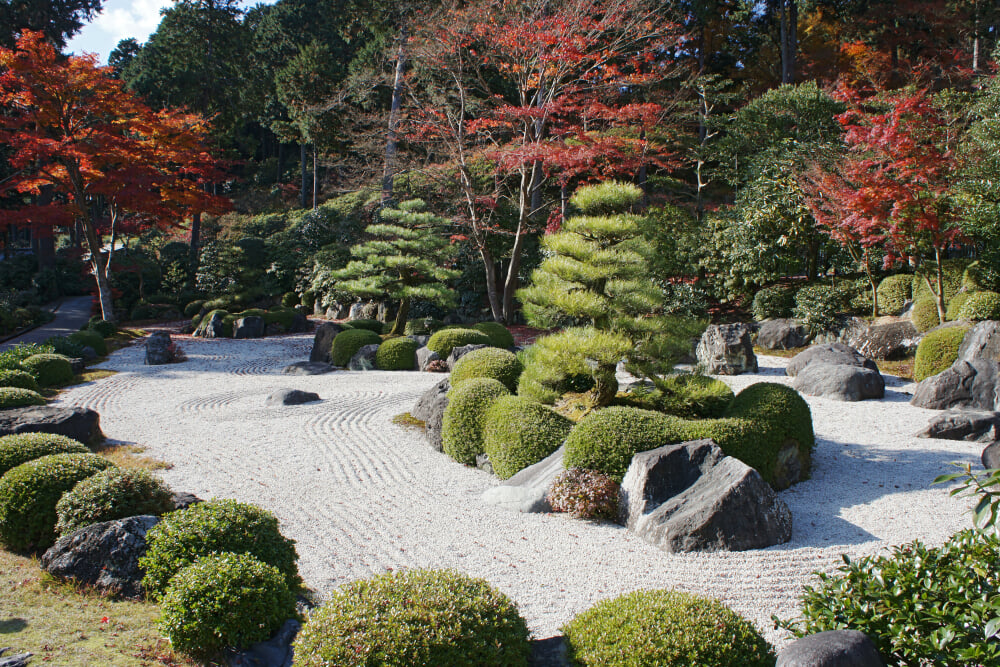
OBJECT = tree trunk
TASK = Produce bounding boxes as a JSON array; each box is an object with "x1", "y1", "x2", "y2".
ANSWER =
[
  {"x1": 187, "y1": 211, "x2": 201, "y2": 291},
  {"x1": 312, "y1": 144, "x2": 318, "y2": 210},
  {"x1": 780, "y1": 0, "x2": 797, "y2": 84},
  {"x1": 82, "y1": 218, "x2": 115, "y2": 321},
  {"x1": 391, "y1": 297, "x2": 410, "y2": 336},
  {"x1": 382, "y1": 26, "x2": 408, "y2": 205},
  {"x1": 300, "y1": 143, "x2": 307, "y2": 209},
  {"x1": 480, "y1": 245, "x2": 503, "y2": 322},
  {"x1": 276, "y1": 141, "x2": 284, "y2": 184},
  {"x1": 934, "y1": 248, "x2": 947, "y2": 322}
]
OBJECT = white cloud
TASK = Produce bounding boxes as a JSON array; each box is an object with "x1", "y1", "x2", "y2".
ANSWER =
[{"x1": 66, "y1": 0, "x2": 171, "y2": 62}]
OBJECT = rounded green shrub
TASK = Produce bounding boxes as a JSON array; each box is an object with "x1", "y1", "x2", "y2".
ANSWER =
[
  {"x1": 451, "y1": 347, "x2": 523, "y2": 393},
  {"x1": 0, "y1": 387, "x2": 46, "y2": 408},
  {"x1": 751, "y1": 284, "x2": 796, "y2": 321},
  {"x1": 159, "y1": 552, "x2": 297, "y2": 658},
  {"x1": 293, "y1": 569, "x2": 530, "y2": 667},
  {"x1": 55, "y1": 467, "x2": 174, "y2": 535},
  {"x1": 87, "y1": 319, "x2": 117, "y2": 338},
  {"x1": 876, "y1": 273, "x2": 913, "y2": 316},
  {"x1": 140, "y1": 499, "x2": 300, "y2": 599},
  {"x1": 281, "y1": 291, "x2": 300, "y2": 307},
  {"x1": 563, "y1": 589, "x2": 774, "y2": 667},
  {"x1": 546, "y1": 468, "x2": 620, "y2": 521},
  {"x1": 473, "y1": 321, "x2": 515, "y2": 349},
  {"x1": 427, "y1": 328, "x2": 492, "y2": 359},
  {"x1": 330, "y1": 328, "x2": 382, "y2": 367},
  {"x1": 563, "y1": 407, "x2": 687, "y2": 483},
  {"x1": 0, "y1": 453, "x2": 114, "y2": 551},
  {"x1": 68, "y1": 329, "x2": 107, "y2": 356},
  {"x1": 482, "y1": 396, "x2": 573, "y2": 479},
  {"x1": 441, "y1": 378, "x2": 510, "y2": 466},
  {"x1": 650, "y1": 373, "x2": 734, "y2": 419},
  {"x1": 375, "y1": 336, "x2": 418, "y2": 370},
  {"x1": 957, "y1": 290, "x2": 1000, "y2": 321},
  {"x1": 404, "y1": 317, "x2": 445, "y2": 335},
  {"x1": 911, "y1": 297, "x2": 942, "y2": 333},
  {"x1": 0, "y1": 369, "x2": 39, "y2": 392},
  {"x1": 19, "y1": 353, "x2": 74, "y2": 386},
  {"x1": 0, "y1": 433, "x2": 88, "y2": 478},
  {"x1": 189, "y1": 313, "x2": 203, "y2": 331},
  {"x1": 183, "y1": 300, "x2": 205, "y2": 318},
  {"x1": 946, "y1": 291, "x2": 973, "y2": 321},
  {"x1": 347, "y1": 318, "x2": 384, "y2": 333},
  {"x1": 914, "y1": 325, "x2": 971, "y2": 381}
]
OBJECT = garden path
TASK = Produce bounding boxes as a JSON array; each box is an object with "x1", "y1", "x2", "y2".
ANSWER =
[{"x1": 0, "y1": 295, "x2": 94, "y2": 350}]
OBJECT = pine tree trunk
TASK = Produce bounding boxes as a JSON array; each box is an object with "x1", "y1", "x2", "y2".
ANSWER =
[
  {"x1": 188, "y1": 211, "x2": 201, "y2": 291},
  {"x1": 391, "y1": 297, "x2": 410, "y2": 336},
  {"x1": 300, "y1": 143, "x2": 307, "y2": 208},
  {"x1": 382, "y1": 26, "x2": 408, "y2": 205},
  {"x1": 312, "y1": 144, "x2": 318, "y2": 210}
]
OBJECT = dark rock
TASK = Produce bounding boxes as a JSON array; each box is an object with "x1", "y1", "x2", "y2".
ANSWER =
[
  {"x1": 225, "y1": 618, "x2": 300, "y2": 667},
  {"x1": 79, "y1": 346, "x2": 98, "y2": 361},
  {"x1": 786, "y1": 342, "x2": 879, "y2": 377},
  {"x1": 288, "y1": 313, "x2": 310, "y2": 333},
  {"x1": 984, "y1": 441, "x2": 1000, "y2": 469},
  {"x1": 266, "y1": 389, "x2": 320, "y2": 406},
  {"x1": 476, "y1": 453, "x2": 494, "y2": 475},
  {"x1": 40, "y1": 515, "x2": 160, "y2": 599},
  {"x1": 530, "y1": 636, "x2": 570, "y2": 667},
  {"x1": 917, "y1": 409, "x2": 1000, "y2": 442},
  {"x1": 619, "y1": 439, "x2": 792, "y2": 552},
  {"x1": 68, "y1": 357, "x2": 86, "y2": 374},
  {"x1": 756, "y1": 319, "x2": 809, "y2": 351},
  {"x1": 777, "y1": 630, "x2": 884, "y2": 667},
  {"x1": 348, "y1": 344, "x2": 379, "y2": 371},
  {"x1": 910, "y1": 359, "x2": 1000, "y2": 411},
  {"x1": 171, "y1": 491, "x2": 202, "y2": 511},
  {"x1": 281, "y1": 361, "x2": 334, "y2": 376},
  {"x1": 696, "y1": 323, "x2": 757, "y2": 375},
  {"x1": 201, "y1": 311, "x2": 226, "y2": 338},
  {"x1": 412, "y1": 378, "x2": 449, "y2": 451},
  {"x1": 233, "y1": 316, "x2": 265, "y2": 339},
  {"x1": 309, "y1": 323, "x2": 343, "y2": 363},
  {"x1": 0, "y1": 406, "x2": 103, "y2": 446},
  {"x1": 145, "y1": 331, "x2": 173, "y2": 365},
  {"x1": 957, "y1": 320, "x2": 1000, "y2": 364},
  {"x1": 793, "y1": 363, "x2": 885, "y2": 401},
  {"x1": 852, "y1": 320, "x2": 919, "y2": 360},
  {"x1": 813, "y1": 315, "x2": 869, "y2": 346},
  {"x1": 0, "y1": 649, "x2": 32, "y2": 667},
  {"x1": 481, "y1": 444, "x2": 565, "y2": 513},
  {"x1": 446, "y1": 344, "x2": 488, "y2": 370},
  {"x1": 416, "y1": 346, "x2": 440, "y2": 371}
]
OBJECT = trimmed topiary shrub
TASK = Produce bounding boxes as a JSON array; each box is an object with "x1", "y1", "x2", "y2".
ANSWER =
[
  {"x1": 876, "y1": 273, "x2": 913, "y2": 316},
  {"x1": 68, "y1": 329, "x2": 107, "y2": 356},
  {"x1": 55, "y1": 467, "x2": 174, "y2": 535},
  {"x1": 404, "y1": 317, "x2": 446, "y2": 335},
  {"x1": 19, "y1": 353, "x2": 74, "y2": 386},
  {"x1": 0, "y1": 369, "x2": 39, "y2": 392},
  {"x1": 183, "y1": 300, "x2": 205, "y2": 318},
  {"x1": 547, "y1": 468, "x2": 620, "y2": 521},
  {"x1": 563, "y1": 589, "x2": 774, "y2": 667},
  {"x1": 293, "y1": 569, "x2": 531, "y2": 667},
  {"x1": 957, "y1": 290, "x2": 1000, "y2": 321},
  {"x1": 87, "y1": 319, "x2": 117, "y2": 337},
  {"x1": 347, "y1": 318, "x2": 384, "y2": 333},
  {"x1": 44, "y1": 335, "x2": 87, "y2": 358},
  {"x1": 139, "y1": 499, "x2": 300, "y2": 599},
  {"x1": 375, "y1": 336, "x2": 419, "y2": 370},
  {"x1": 482, "y1": 396, "x2": 573, "y2": 479},
  {"x1": 473, "y1": 321, "x2": 515, "y2": 349},
  {"x1": 946, "y1": 291, "x2": 973, "y2": 321},
  {"x1": 330, "y1": 328, "x2": 382, "y2": 367},
  {"x1": 0, "y1": 433, "x2": 88, "y2": 478},
  {"x1": 751, "y1": 284, "x2": 796, "y2": 321},
  {"x1": 911, "y1": 297, "x2": 941, "y2": 333},
  {"x1": 441, "y1": 378, "x2": 510, "y2": 467},
  {"x1": 0, "y1": 387, "x2": 46, "y2": 408},
  {"x1": 0, "y1": 453, "x2": 114, "y2": 551},
  {"x1": 281, "y1": 291, "x2": 300, "y2": 307},
  {"x1": 427, "y1": 328, "x2": 492, "y2": 359},
  {"x1": 159, "y1": 552, "x2": 297, "y2": 658},
  {"x1": 451, "y1": 347, "x2": 523, "y2": 393},
  {"x1": 914, "y1": 325, "x2": 971, "y2": 381}
]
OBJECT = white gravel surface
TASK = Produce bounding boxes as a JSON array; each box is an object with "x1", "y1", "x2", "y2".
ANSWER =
[{"x1": 57, "y1": 333, "x2": 983, "y2": 646}]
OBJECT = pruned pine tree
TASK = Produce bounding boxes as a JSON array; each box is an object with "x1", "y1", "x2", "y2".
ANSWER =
[{"x1": 334, "y1": 200, "x2": 459, "y2": 335}]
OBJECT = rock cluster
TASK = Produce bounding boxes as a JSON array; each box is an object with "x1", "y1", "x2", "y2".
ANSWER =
[{"x1": 696, "y1": 323, "x2": 758, "y2": 375}]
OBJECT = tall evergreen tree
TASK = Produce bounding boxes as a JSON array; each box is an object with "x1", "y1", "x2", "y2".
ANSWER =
[{"x1": 0, "y1": 0, "x2": 102, "y2": 49}]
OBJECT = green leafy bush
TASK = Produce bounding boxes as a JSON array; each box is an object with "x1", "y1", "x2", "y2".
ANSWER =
[
  {"x1": 43, "y1": 335, "x2": 87, "y2": 358},
  {"x1": 546, "y1": 468, "x2": 620, "y2": 521},
  {"x1": 912, "y1": 258, "x2": 970, "y2": 304},
  {"x1": 0, "y1": 369, "x2": 39, "y2": 391},
  {"x1": 347, "y1": 318, "x2": 384, "y2": 333},
  {"x1": 564, "y1": 589, "x2": 774, "y2": 667},
  {"x1": 516, "y1": 341, "x2": 596, "y2": 405},
  {"x1": 159, "y1": 552, "x2": 297, "y2": 658},
  {"x1": 68, "y1": 329, "x2": 107, "y2": 356},
  {"x1": 912, "y1": 297, "x2": 942, "y2": 333},
  {"x1": 473, "y1": 321, "x2": 515, "y2": 349},
  {"x1": 0, "y1": 433, "x2": 88, "y2": 478},
  {"x1": 293, "y1": 569, "x2": 530, "y2": 667},
  {"x1": 183, "y1": 300, "x2": 205, "y2": 318},
  {"x1": 962, "y1": 260, "x2": 989, "y2": 291},
  {"x1": 957, "y1": 290, "x2": 1000, "y2": 321},
  {"x1": 441, "y1": 378, "x2": 510, "y2": 466},
  {"x1": 0, "y1": 387, "x2": 46, "y2": 408},
  {"x1": 139, "y1": 499, "x2": 300, "y2": 599},
  {"x1": 330, "y1": 328, "x2": 382, "y2": 367},
  {"x1": 427, "y1": 328, "x2": 492, "y2": 359},
  {"x1": 792, "y1": 284, "x2": 844, "y2": 333},
  {"x1": 630, "y1": 374, "x2": 735, "y2": 419},
  {"x1": 451, "y1": 348, "x2": 523, "y2": 393},
  {"x1": 751, "y1": 284, "x2": 796, "y2": 321},
  {"x1": 86, "y1": 319, "x2": 117, "y2": 337},
  {"x1": 482, "y1": 396, "x2": 573, "y2": 479},
  {"x1": 946, "y1": 291, "x2": 973, "y2": 321},
  {"x1": 778, "y1": 529, "x2": 999, "y2": 666},
  {"x1": 55, "y1": 467, "x2": 174, "y2": 535},
  {"x1": 0, "y1": 453, "x2": 114, "y2": 551},
  {"x1": 375, "y1": 336, "x2": 419, "y2": 370},
  {"x1": 19, "y1": 353, "x2": 74, "y2": 386},
  {"x1": 914, "y1": 325, "x2": 970, "y2": 381},
  {"x1": 281, "y1": 291, "x2": 300, "y2": 307},
  {"x1": 0, "y1": 343, "x2": 54, "y2": 372},
  {"x1": 876, "y1": 273, "x2": 913, "y2": 316}
]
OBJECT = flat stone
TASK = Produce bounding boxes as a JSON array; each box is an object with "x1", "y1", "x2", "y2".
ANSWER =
[
  {"x1": 0, "y1": 406, "x2": 103, "y2": 446},
  {"x1": 412, "y1": 378, "x2": 449, "y2": 451},
  {"x1": 481, "y1": 444, "x2": 565, "y2": 513},
  {"x1": 777, "y1": 629, "x2": 885, "y2": 667},
  {"x1": 446, "y1": 344, "x2": 488, "y2": 370},
  {"x1": 910, "y1": 359, "x2": 1000, "y2": 411},
  {"x1": 266, "y1": 389, "x2": 320, "y2": 406},
  {"x1": 696, "y1": 323, "x2": 757, "y2": 375},
  {"x1": 233, "y1": 316, "x2": 265, "y2": 339},
  {"x1": 309, "y1": 323, "x2": 343, "y2": 363},
  {"x1": 281, "y1": 361, "x2": 334, "y2": 376},
  {"x1": 0, "y1": 649, "x2": 32, "y2": 667},
  {"x1": 917, "y1": 409, "x2": 1000, "y2": 442},
  {"x1": 786, "y1": 342, "x2": 879, "y2": 377},
  {"x1": 756, "y1": 319, "x2": 809, "y2": 351},
  {"x1": 793, "y1": 363, "x2": 885, "y2": 401},
  {"x1": 984, "y1": 441, "x2": 1000, "y2": 470},
  {"x1": 145, "y1": 331, "x2": 173, "y2": 365},
  {"x1": 476, "y1": 453, "x2": 494, "y2": 475},
  {"x1": 957, "y1": 320, "x2": 1000, "y2": 364},
  {"x1": 348, "y1": 344, "x2": 379, "y2": 371}
]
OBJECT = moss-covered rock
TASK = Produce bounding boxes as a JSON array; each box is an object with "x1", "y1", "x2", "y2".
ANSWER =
[
  {"x1": 0, "y1": 433, "x2": 88, "y2": 478},
  {"x1": 330, "y1": 328, "x2": 382, "y2": 367},
  {"x1": 482, "y1": 396, "x2": 573, "y2": 479},
  {"x1": 0, "y1": 387, "x2": 46, "y2": 408},
  {"x1": 427, "y1": 328, "x2": 492, "y2": 358},
  {"x1": 441, "y1": 378, "x2": 510, "y2": 466},
  {"x1": 957, "y1": 290, "x2": 1000, "y2": 322},
  {"x1": 451, "y1": 347, "x2": 523, "y2": 393},
  {"x1": 876, "y1": 274, "x2": 913, "y2": 316},
  {"x1": 914, "y1": 325, "x2": 971, "y2": 381},
  {"x1": 19, "y1": 353, "x2": 74, "y2": 387},
  {"x1": 375, "y1": 336, "x2": 419, "y2": 370},
  {"x1": 473, "y1": 322, "x2": 515, "y2": 349}
]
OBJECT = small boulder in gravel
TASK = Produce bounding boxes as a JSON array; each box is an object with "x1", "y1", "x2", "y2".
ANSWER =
[
  {"x1": 696, "y1": 323, "x2": 757, "y2": 375},
  {"x1": 983, "y1": 441, "x2": 1000, "y2": 470},
  {"x1": 171, "y1": 491, "x2": 202, "y2": 511},
  {"x1": 348, "y1": 344, "x2": 379, "y2": 371},
  {"x1": 793, "y1": 363, "x2": 885, "y2": 401},
  {"x1": 917, "y1": 409, "x2": 1000, "y2": 442},
  {"x1": 481, "y1": 444, "x2": 565, "y2": 513},
  {"x1": 776, "y1": 629, "x2": 884, "y2": 667},
  {"x1": 309, "y1": 322, "x2": 343, "y2": 363},
  {"x1": 0, "y1": 405, "x2": 103, "y2": 445},
  {"x1": 910, "y1": 359, "x2": 1000, "y2": 411},
  {"x1": 226, "y1": 618, "x2": 300, "y2": 667},
  {"x1": 785, "y1": 342, "x2": 879, "y2": 377},
  {"x1": 853, "y1": 320, "x2": 919, "y2": 360},
  {"x1": 446, "y1": 344, "x2": 488, "y2": 370},
  {"x1": 416, "y1": 346, "x2": 440, "y2": 371},
  {"x1": 412, "y1": 378, "x2": 449, "y2": 451},
  {"x1": 233, "y1": 316, "x2": 265, "y2": 339},
  {"x1": 957, "y1": 320, "x2": 1000, "y2": 364},
  {"x1": 0, "y1": 649, "x2": 32, "y2": 667},
  {"x1": 40, "y1": 515, "x2": 160, "y2": 599},
  {"x1": 266, "y1": 389, "x2": 320, "y2": 406},
  {"x1": 756, "y1": 319, "x2": 809, "y2": 351},
  {"x1": 145, "y1": 331, "x2": 173, "y2": 365},
  {"x1": 282, "y1": 361, "x2": 334, "y2": 375}
]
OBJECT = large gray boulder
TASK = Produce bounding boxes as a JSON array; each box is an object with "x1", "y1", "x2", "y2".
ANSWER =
[
  {"x1": 917, "y1": 409, "x2": 1000, "y2": 442},
  {"x1": 412, "y1": 378, "x2": 449, "y2": 451},
  {"x1": 281, "y1": 361, "x2": 334, "y2": 376},
  {"x1": 0, "y1": 406, "x2": 103, "y2": 445},
  {"x1": 696, "y1": 323, "x2": 758, "y2": 375},
  {"x1": 481, "y1": 445, "x2": 565, "y2": 513},
  {"x1": 447, "y1": 344, "x2": 488, "y2": 371},
  {"x1": 40, "y1": 515, "x2": 160, "y2": 599},
  {"x1": 814, "y1": 315, "x2": 869, "y2": 347},
  {"x1": 309, "y1": 322, "x2": 344, "y2": 363},
  {"x1": 325, "y1": 303, "x2": 349, "y2": 320},
  {"x1": 619, "y1": 439, "x2": 792, "y2": 552},
  {"x1": 416, "y1": 347, "x2": 440, "y2": 371},
  {"x1": 347, "y1": 302, "x2": 366, "y2": 320},
  {"x1": 145, "y1": 331, "x2": 173, "y2": 365},
  {"x1": 265, "y1": 390, "x2": 320, "y2": 406},
  {"x1": 777, "y1": 630, "x2": 884, "y2": 667},
  {"x1": 348, "y1": 344, "x2": 379, "y2": 371},
  {"x1": 984, "y1": 441, "x2": 1000, "y2": 469},
  {"x1": 756, "y1": 319, "x2": 809, "y2": 351},
  {"x1": 852, "y1": 320, "x2": 919, "y2": 360},
  {"x1": 288, "y1": 312, "x2": 310, "y2": 333},
  {"x1": 957, "y1": 320, "x2": 1000, "y2": 364},
  {"x1": 200, "y1": 311, "x2": 226, "y2": 338},
  {"x1": 910, "y1": 359, "x2": 1000, "y2": 411},
  {"x1": 233, "y1": 316, "x2": 265, "y2": 339},
  {"x1": 793, "y1": 363, "x2": 885, "y2": 401},
  {"x1": 786, "y1": 342, "x2": 879, "y2": 377}
]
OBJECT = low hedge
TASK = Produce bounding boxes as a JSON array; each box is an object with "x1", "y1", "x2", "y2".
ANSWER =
[
  {"x1": 330, "y1": 328, "x2": 382, "y2": 367},
  {"x1": 0, "y1": 433, "x2": 89, "y2": 478},
  {"x1": 427, "y1": 328, "x2": 492, "y2": 359},
  {"x1": 375, "y1": 336, "x2": 419, "y2": 370},
  {"x1": 55, "y1": 467, "x2": 174, "y2": 535},
  {"x1": 347, "y1": 318, "x2": 384, "y2": 333},
  {"x1": 751, "y1": 285, "x2": 796, "y2": 321},
  {"x1": 563, "y1": 589, "x2": 774, "y2": 667},
  {"x1": 43, "y1": 335, "x2": 87, "y2": 359},
  {"x1": 911, "y1": 298, "x2": 942, "y2": 333},
  {"x1": 442, "y1": 378, "x2": 510, "y2": 467},
  {"x1": 0, "y1": 453, "x2": 115, "y2": 551},
  {"x1": 450, "y1": 347, "x2": 523, "y2": 393},
  {"x1": 482, "y1": 396, "x2": 573, "y2": 479},
  {"x1": 914, "y1": 325, "x2": 970, "y2": 381},
  {"x1": 68, "y1": 329, "x2": 107, "y2": 356},
  {"x1": 473, "y1": 322, "x2": 515, "y2": 349},
  {"x1": 0, "y1": 369, "x2": 39, "y2": 392},
  {"x1": 87, "y1": 319, "x2": 117, "y2": 337},
  {"x1": 957, "y1": 290, "x2": 1000, "y2": 321},
  {"x1": 19, "y1": 353, "x2": 74, "y2": 386},
  {"x1": 293, "y1": 569, "x2": 531, "y2": 667},
  {"x1": 0, "y1": 387, "x2": 46, "y2": 409}
]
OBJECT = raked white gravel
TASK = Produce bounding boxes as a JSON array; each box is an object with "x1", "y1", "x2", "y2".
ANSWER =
[{"x1": 57, "y1": 332, "x2": 982, "y2": 646}]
